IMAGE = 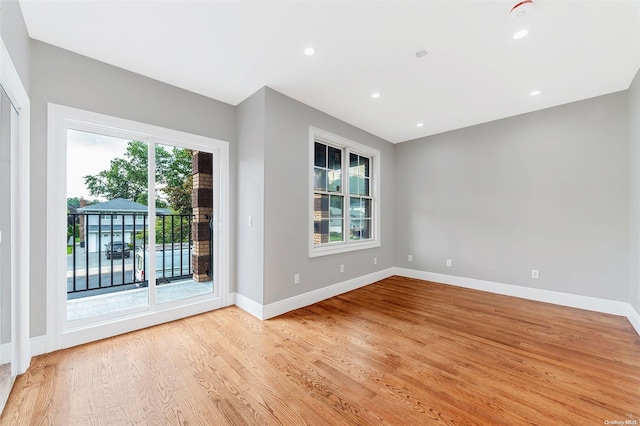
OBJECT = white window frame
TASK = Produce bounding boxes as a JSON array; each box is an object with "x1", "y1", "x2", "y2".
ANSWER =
[
  {"x1": 0, "y1": 38, "x2": 31, "y2": 375},
  {"x1": 308, "y1": 126, "x2": 380, "y2": 257},
  {"x1": 47, "y1": 104, "x2": 230, "y2": 351}
]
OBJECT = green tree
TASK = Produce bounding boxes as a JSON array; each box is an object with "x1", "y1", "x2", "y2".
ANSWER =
[{"x1": 83, "y1": 141, "x2": 193, "y2": 214}]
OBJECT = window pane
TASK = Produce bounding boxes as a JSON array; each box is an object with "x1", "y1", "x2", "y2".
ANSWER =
[
  {"x1": 355, "y1": 176, "x2": 367, "y2": 196},
  {"x1": 330, "y1": 219, "x2": 343, "y2": 242},
  {"x1": 349, "y1": 175, "x2": 359, "y2": 195},
  {"x1": 363, "y1": 198, "x2": 372, "y2": 218},
  {"x1": 350, "y1": 197, "x2": 363, "y2": 218},
  {"x1": 65, "y1": 131, "x2": 149, "y2": 320},
  {"x1": 328, "y1": 170, "x2": 341, "y2": 193},
  {"x1": 314, "y1": 220, "x2": 329, "y2": 244},
  {"x1": 364, "y1": 177, "x2": 370, "y2": 196},
  {"x1": 314, "y1": 142, "x2": 326, "y2": 167},
  {"x1": 350, "y1": 153, "x2": 358, "y2": 170},
  {"x1": 313, "y1": 194, "x2": 329, "y2": 219},
  {"x1": 361, "y1": 219, "x2": 372, "y2": 239},
  {"x1": 363, "y1": 157, "x2": 370, "y2": 178},
  {"x1": 350, "y1": 219, "x2": 372, "y2": 240},
  {"x1": 328, "y1": 146, "x2": 341, "y2": 170},
  {"x1": 330, "y1": 195, "x2": 343, "y2": 218},
  {"x1": 350, "y1": 219, "x2": 362, "y2": 240},
  {"x1": 314, "y1": 168, "x2": 327, "y2": 191}
]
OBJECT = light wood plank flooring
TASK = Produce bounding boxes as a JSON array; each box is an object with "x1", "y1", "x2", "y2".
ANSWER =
[{"x1": 2, "y1": 276, "x2": 639, "y2": 425}]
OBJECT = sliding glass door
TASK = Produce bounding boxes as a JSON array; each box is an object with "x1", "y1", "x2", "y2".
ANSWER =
[
  {"x1": 65, "y1": 130, "x2": 220, "y2": 324},
  {"x1": 50, "y1": 104, "x2": 229, "y2": 349}
]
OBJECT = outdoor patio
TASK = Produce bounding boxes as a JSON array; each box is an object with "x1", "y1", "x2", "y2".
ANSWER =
[{"x1": 66, "y1": 279, "x2": 214, "y2": 321}]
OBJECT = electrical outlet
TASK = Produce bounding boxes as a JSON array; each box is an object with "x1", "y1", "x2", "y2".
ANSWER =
[
  {"x1": 374, "y1": 257, "x2": 378, "y2": 265},
  {"x1": 408, "y1": 255, "x2": 413, "y2": 262},
  {"x1": 294, "y1": 274, "x2": 300, "y2": 284},
  {"x1": 531, "y1": 269, "x2": 539, "y2": 279},
  {"x1": 446, "y1": 259, "x2": 452, "y2": 267},
  {"x1": 340, "y1": 264, "x2": 344, "y2": 272}
]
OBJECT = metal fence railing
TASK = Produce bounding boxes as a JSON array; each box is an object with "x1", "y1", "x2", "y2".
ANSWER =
[{"x1": 66, "y1": 213, "x2": 199, "y2": 298}]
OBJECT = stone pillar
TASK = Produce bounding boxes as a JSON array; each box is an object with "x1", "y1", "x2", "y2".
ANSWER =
[{"x1": 192, "y1": 151, "x2": 213, "y2": 282}]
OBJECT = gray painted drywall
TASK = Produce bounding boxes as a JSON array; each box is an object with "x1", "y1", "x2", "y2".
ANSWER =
[
  {"x1": 262, "y1": 88, "x2": 395, "y2": 305},
  {"x1": 395, "y1": 92, "x2": 629, "y2": 302},
  {"x1": 29, "y1": 40, "x2": 236, "y2": 337},
  {"x1": 235, "y1": 88, "x2": 266, "y2": 304},
  {"x1": 629, "y1": 68, "x2": 640, "y2": 314},
  {"x1": 0, "y1": 0, "x2": 30, "y2": 93}
]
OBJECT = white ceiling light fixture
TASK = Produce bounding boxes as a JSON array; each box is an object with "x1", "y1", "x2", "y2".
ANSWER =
[
  {"x1": 304, "y1": 47, "x2": 316, "y2": 56},
  {"x1": 415, "y1": 50, "x2": 428, "y2": 58},
  {"x1": 416, "y1": 122, "x2": 424, "y2": 128},
  {"x1": 371, "y1": 92, "x2": 381, "y2": 99},
  {"x1": 529, "y1": 90, "x2": 541, "y2": 96}
]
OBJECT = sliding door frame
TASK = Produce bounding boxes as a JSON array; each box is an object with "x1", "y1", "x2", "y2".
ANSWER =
[{"x1": 47, "y1": 104, "x2": 230, "y2": 351}]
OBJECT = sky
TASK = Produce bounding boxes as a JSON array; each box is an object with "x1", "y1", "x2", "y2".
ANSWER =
[{"x1": 66, "y1": 129, "x2": 130, "y2": 200}]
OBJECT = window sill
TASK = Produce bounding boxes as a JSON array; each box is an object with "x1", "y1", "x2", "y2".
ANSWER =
[{"x1": 309, "y1": 239, "x2": 380, "y2": 258}]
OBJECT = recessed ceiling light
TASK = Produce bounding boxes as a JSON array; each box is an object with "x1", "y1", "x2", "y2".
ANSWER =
[
  {"x1": 415, "y1": 50, "x2": 428, "y2": 58},
  {"x1": 371, "y1": 92, "x2": 381, "y2": 99},
  {"x1": 304, "y1": 47, "x2": 316, "y2": 56},
  {"x1": 416, "y1": 122, "x2": 424, "y2": 128},
  {"x1": 529, "y1": 90, "x2": 541, "y2": 96},
  {"x1": 513, "y1": 29, "x2": 529, "y2": 39}
]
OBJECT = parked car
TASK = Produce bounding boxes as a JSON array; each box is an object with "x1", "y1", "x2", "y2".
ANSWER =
[{"x1": 105, "y1": 241, "x2": 130, "y2": 259}]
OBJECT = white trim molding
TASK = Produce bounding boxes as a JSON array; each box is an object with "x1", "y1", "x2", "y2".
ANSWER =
[
  {"x1": 235, "y1": 268, "x2": 395, "y2": 320},
  {"x1": 233, "y1": 267, "x2": 639, "y2": 337},
  {"x1": 394, "y1": 268, "x2": 639, "y2": 335},
  {"x1": 233, "y1": 293, "x2": 264, "y2": 320},
  {"x1": 32, "y1": 270, "x2": 640, "y2": 358},
  {"x1": 627, "y1": 305, "x2": 640, "y2": 335},
  {"x1": 0, "y1": 37, "x2": 31, "y2": 375}
]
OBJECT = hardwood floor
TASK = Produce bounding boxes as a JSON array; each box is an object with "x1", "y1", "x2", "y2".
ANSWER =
[{"x1": 2, "y1": 276, "x2": 639, "y2": 425}]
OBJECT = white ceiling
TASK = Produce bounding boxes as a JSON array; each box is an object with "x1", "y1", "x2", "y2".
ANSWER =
[{"x1": 18, "y1": 0, "x2": 640, "y2": 143}]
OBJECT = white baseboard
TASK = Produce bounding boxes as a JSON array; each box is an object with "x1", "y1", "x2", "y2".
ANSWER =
[
  {"x1": 394, "y1": 268, "x2": 629, "y2": 315},
  {"x1": 31, "y1": 270, "x2": 640, "y2": 363},
  {"x1": 628, "y1": 305, "x2": 640, "y2": 335},
  {"x1": 234, "y1": 268, "x2": 395, "y2": 320},
  {"x1": 30, "y1": 335, "x2": 47, "y2": 358},
  {"x1": 263, "y1": 268, "x2": 395, "y2": 319},
  {"x1": 394, "y1": 268, "x2": 640, "y2": 335},
  {"x1": 234, "y1": 293, "x2": 264, "y2": 319}
]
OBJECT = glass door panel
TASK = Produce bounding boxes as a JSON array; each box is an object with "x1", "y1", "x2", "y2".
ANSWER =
[
  {"x1": 65, "y1": 131, "x2": 150, "y2": 321},
  {"x1": 154, "y1": 143, "x2": 213, "y2": 304}
]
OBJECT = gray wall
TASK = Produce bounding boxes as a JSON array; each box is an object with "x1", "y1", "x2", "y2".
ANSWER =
[
  {"x1": 262, "y1": 88, "x2": 395, "y2": 305},
  {"x1": 629, "y1": 68, "x2": 640, "y2": 314},
  {"x1": 0, "y1": 0, "x2": 30, "y2": 94},
  {"x1": 16, "y1": 25, "x2": 640, "y2": 336},
  {"x1": 236, "y1": 88, "x2": 266, "y2": 304},
  {"x1": 395, "y1": 92, "x2": 629, "y2": 302},
  {"x1": 29, "y1": 40, "x2": 236, "y2": 337}
]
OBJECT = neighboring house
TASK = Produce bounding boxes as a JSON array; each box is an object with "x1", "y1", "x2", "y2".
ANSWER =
[{"x1": 77, "y1": 198, "x2": 170, "y2": 253}]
